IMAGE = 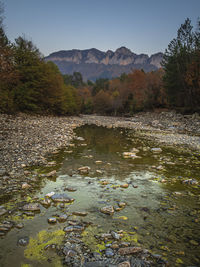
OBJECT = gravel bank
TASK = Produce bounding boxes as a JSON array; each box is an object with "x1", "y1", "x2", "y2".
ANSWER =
[
  {"x1": 81, "y1": 111, "x2": 200, "y2": 151},
  {"x1": 0, "y1": 111, "x2": 199, "y2": 197}
]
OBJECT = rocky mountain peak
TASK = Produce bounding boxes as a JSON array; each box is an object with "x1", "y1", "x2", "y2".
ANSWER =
[
  {"x1": 115, "y1": 46, "x2": 133, "y2": 56},
  {"x1": 45, "y1": 47, "x2": 163, "y2": 81}
]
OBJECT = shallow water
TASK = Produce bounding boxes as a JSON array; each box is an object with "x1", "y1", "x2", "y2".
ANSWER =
[{"x1": 0, "y1": 125, "x2": 200, "y2": 266}]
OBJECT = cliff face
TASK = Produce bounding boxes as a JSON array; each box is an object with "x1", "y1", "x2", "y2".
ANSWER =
[{"x1": 45, "y1": 47, "x2": 163, "y2": 81}]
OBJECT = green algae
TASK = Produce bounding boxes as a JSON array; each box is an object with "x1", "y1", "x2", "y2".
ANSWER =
[
  {"x1": 121, "y1": 231, "x2": 138, "y2": 244},
  {"x1": 21, "y1": 264, "x2": 32, "y2": 267},
  {"x1": 24, "y1": 229, "x2": 65, "y2": 262},
  {"x1": 82, "y1": 226, "x2": 105, "y2": 254}
]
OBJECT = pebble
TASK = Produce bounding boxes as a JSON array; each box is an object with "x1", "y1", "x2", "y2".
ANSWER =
[
  {"x1": 118, "y1": 247, "x2": 143, "y2": 255},
  {"x1": 22, "y1": 203, "x2": 40, "y2": 212},
  {"x1": 100, "y1": 206, "x2": 114, "y2": 215},
  {"x1": 17, "y1": 237, "x2": 29, "y2": 246},
  {"x1": 48, "y1": 217, "x2": 57, "y2": 223},
  {"x1": 105, "y1": 248, "x2": 114, "y2": 257},
  {"x1": 21, "y1": 183, "x2": 31, "y2": 189},
  {"x1": 117, "y1": 261, "x2": 131, "y2": 267}
]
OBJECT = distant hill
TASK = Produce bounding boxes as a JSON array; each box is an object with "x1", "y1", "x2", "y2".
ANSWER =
[{"x1": 45, "y1": 47, "x2": 163, "y2": 81}]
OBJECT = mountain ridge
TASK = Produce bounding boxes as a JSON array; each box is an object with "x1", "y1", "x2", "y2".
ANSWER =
[{"x1": 45, "y1": 47, "x2": 163, "y2": 81}]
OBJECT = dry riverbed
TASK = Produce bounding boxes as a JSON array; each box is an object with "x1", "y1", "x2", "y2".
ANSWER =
[
  {"x1": 0, "y1": 111, "x2": 200, "y2": 199},
  {"x1": 0, "y1": 111, "x2": 200, "y2": 266}
]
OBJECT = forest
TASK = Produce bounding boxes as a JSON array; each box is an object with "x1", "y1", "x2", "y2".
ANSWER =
[{"x1": 0, "y1": 11, "x2": 200, "y2": 115}]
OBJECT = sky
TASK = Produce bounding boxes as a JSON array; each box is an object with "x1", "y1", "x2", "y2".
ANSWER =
[{"x1": 2, "y1": 0, "x2": 200, "y2": 57}]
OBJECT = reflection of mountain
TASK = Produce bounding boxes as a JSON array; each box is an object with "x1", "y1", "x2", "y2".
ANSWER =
[{"x1": 45, "y1": 47, "x2": 163, "y2": 81}]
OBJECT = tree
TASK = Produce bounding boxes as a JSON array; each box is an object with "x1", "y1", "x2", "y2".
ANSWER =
[
  {"x1": 162, "y1": 18, "x2": 200, "y2": 110},
  {"x1": 0, "y1": 4, "x2": 18, "y2": 112}
]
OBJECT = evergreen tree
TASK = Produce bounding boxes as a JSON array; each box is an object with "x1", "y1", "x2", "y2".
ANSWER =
[{"x1": 162, "y1": 18, "x2": 200, "y2": 110}]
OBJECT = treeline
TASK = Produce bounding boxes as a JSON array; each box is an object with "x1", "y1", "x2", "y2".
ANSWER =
[
  {"x1": 0, "y1": 6, "x2": 80, "y2": 115},
  {"x1": 0, "y1": 10, "x2": 199, "y2": 115},
  {"x1": 77, "y1": 69, "x2": 165, "y2": 115},
  {"x1": 65, "y1": 18, "x2": 200, "y2": 115}
]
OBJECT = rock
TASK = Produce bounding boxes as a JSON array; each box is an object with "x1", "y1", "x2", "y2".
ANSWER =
[
  {"x1": 17, "y1": 237, "x2": 29, "y2": 246},
  {"x1": 48, "y1": 217, "x2": 57, "y2": 223},
  {"x1": 100, "y1": 206, "x2": 114, "y2": 215},
  {"x1": 23, "y1": 211, "x2": 35, "y2": 216},
  {"x1": 131, "y1": 148, "x2": 139, "y2": 153},
  {"x1": 189, "y1": 240, "x2": 199, "y2": 246},
  {"x1": 65, "y1": 187, "x2": 77, "y2": 192},
  {"x1": 118, "y1": 202, "x2": 126, "y2": 208},
  {"x1": 111, "y1": 243, "x2": 119, "y2": 249},
  {"x1": 182, "y1": 179, "x2": 198, "y2": 185},
  {"x1": 151, "y1": 148, "x2": 162, "y2": 153},
  {"x1": 100, "y1": 233, "x2": 113, "y2": 240},
  {"x1": 72, "y1": 211, "x2": 88, "y2": 216},
  {"x1": 0, "y1": 169, "x2": 7, "y2": 176},
  {"x1": 118, "y1": 247, "x2": 143, "y2": 255},
  {"x1": 111, "y1": 231, "x2": 121, "y2": 240},
  {"x1": 120, "y1": 184, "x2": 129, "y2": 188},
  {"x1": 95, "y1": 160, "x2": 103, "y2": 164},
  {"x1": 118, "y1": 261, "x2": 131, "y2": 267},
  {"x1": 75, "y1": 136, "x2": 84, "y2": 141},
  {"x1": 101, "y1": 180, "x2": 109, "y2": 185},
  {"x1": 15, "y1": 223, "x2": 24, "y2": 229},
  {"x1": 51, "y1": 193, "x2": 74, "y2": 203},
  {"x1": 63, "y1": 248, "x2": 77, "y2": 257},
  {"x1": 40, "y1": 198, "x2": 51, "y2": 207},
  {"x1": 96, "y1": 170, "x2": 103, "y2": 174},
  {"x1": 58, "y1": 214, "x2": 68, "y2": 222},
  {"x1": 63, "y1": 225, "x2": 84, "y2": 232},
  {"x1": 105, "y1": 248, "x2": 114, "y2": 257},
  {"x1": 0, "y1": 207, "x2": 7, "y2": 216},
  {"x1": 0, "y1": 222, "x2": 13, "y2": 232},
  {"x1": 122, "y1": 152, "x2": 138, "y2": 159},
  {"x1": 83, "y1": 261, "x2": 107, "y2": 267},
  {"x1": 78, "y1": 166, "x2": 90, "y2": 174},
  {"x1": 22, "y1": 203, "x2": 40, "y2": 212},
  {"x1": 45, "y1": 191, "x2": 55, "y2": 198},
  {"x1": 46, "y1": 170, "x2": 57, "y2": 177},
  {"x1": 21, "y1": 182, "x2": 31, "y2": 189}
]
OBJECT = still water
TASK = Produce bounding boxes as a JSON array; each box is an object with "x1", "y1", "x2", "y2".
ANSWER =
[{"x1": 0, "y1": 125, "x2": 200, "y2": 266}]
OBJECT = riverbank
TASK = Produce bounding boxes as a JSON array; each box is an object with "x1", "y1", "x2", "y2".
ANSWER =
[
  {"x1": 0, "y1": 111, "x2": 200, "y2": 266},
  {"x1": 0, "y1": 111, "x2": 199, "y2": 198}
]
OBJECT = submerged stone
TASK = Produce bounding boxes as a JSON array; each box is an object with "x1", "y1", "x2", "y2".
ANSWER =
[
  {"x1": 45, "y1": 192, "x2": 55, "y2": 198},
  {"x1": 122, "y1": 152, "x2": 138, "y2": 159},
  {"x1": 120, "y1": 184, "x2": 129, "y2": 189},
  {"x1": 58, "y1": 214, "x2": 68, "y2": 222},
  {"x1": 51, "y1": 193, "x2": 74, "y2": 203},
  {"x1": 40, "y1": 198, "x2": 51, "y2": 207},
  {"x1": 118, "y1": 202, "x2": 126, "y2": 208},
  {"x1": 48, "y1": 217, "x2": 57, "y2": 223},
  {"x1": 65, "y1": 187, "x2": 77, "y2": 192},
  {"x1": 100, "y1": 206, "x2": 114, "y2": 215},
  {"x1": 22, "y1": 203, "x2": 40, "y2": 212},
  {"x1": 118, "y1": 247, "x2": 143, "y2": 255},
  {"x1": 46, "y1": 170, "x2": 57, "y2": 177},
  {"x1": 63, "y1": 225, "x2": 84, "y2": 232},
  {"x1": 18, "y1": 237, "x2": 29, "y2": 246},
  {"x1": 72, "y1": 211, "x2": 88, "y2": 216},
  {"x1": 78, "y1": 166, "x2": 91, "y2": 174},
  {"x1": 151, "y1": 148, "x2": 162, "y2": 153}
]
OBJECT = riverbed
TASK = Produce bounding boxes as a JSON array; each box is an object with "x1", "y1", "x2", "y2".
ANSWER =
[{"x1": 0, "y1": 124, "x2": 200, "y2": 266}]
